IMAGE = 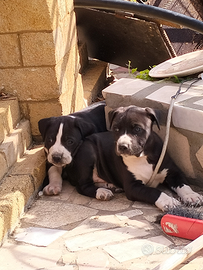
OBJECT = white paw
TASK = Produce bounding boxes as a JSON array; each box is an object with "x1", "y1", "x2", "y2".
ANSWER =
[
  {"x1": 155, "y1": 192, "x2": 180, "y2": 212},
  {"x1": 43, "y1": 184, "x2": 62, "y2": 195},
  {"x1": 176, "y1": 185, "x2": 203, "y2": 206},
  {"x1": 96, "y1": 188, "x2": 114, "y2": 201},
  {"x1": 181, "y1": 192, "x2": 203, "y2": 205}
]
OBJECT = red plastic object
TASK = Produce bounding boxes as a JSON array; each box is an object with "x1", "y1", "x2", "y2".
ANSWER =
[{"x1": 161, "y1": 214, "x2": 203, "y2": 240}]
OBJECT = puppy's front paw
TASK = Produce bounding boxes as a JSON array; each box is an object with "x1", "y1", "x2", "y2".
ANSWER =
[
  {"x1": 155, "y1": 192, "x2": 180, "y2": 212},
  {"x1": 96, "y1": 188, "x2": 114, "y2": 201},
  {"x1": 43, "y1": 184, "x2": 62, "y2": 195},
  {"x1": 181, "y1": 192, "x2": 203, "y2": 206},
  {"x1": 176, "y1": 185, "x2": 203, "y2": 206}
]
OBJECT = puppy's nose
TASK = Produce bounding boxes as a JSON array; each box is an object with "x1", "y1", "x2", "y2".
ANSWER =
[
  {"x1": 118, "y1": 143, "x2": 129, "y2": 152},
  {"x1": 52, "y1": 154, "x2": 62, "y2": 163}
]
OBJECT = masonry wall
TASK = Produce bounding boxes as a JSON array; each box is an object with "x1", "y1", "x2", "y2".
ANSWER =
[{"x1": 0, "y1": 0, "x2": 84, "y2": 138}]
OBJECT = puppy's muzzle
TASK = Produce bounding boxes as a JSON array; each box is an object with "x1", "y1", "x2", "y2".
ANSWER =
[
  {"x1": 52, "y1": 153, "x2": 63, "y2": 164},
  {"x1": 118, "y1": 143, "x2": 130, "y2": 153}
]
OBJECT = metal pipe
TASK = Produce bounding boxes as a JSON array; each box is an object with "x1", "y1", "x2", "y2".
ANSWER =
[{"x1": 74, "y1": 0, "x2": 203, "y2": 35}]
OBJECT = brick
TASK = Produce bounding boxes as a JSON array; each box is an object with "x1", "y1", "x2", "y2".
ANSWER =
[
  {"x1": 27, "y1": 101, "x2": 62, "y2": 136},
  {"x1": 20, "y1": 32, "x2": 56, "y2": 66},
  {"x1": 0, "y1": 34, "x2": 21, "y2": 67},
  {"x1": 0, "y1": 67, "x2": 60, "y2": 101},
  {"x1": 0, "y1": 0, "x2": 52, "y2": 33}
]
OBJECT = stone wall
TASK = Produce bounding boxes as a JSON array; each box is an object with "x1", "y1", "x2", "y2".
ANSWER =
[{"x1": 0, "y1": 0, "x2": 84, "y2": 138}]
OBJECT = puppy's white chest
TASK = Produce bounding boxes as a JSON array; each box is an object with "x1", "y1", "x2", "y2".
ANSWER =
[{"x1": 122, "y1": 155, "x2": 167, "y2": 188}]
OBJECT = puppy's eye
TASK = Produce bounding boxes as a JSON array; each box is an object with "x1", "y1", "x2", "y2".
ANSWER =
[
  {"x1": 133, "y1": 126, "x2": 142, "y2": 133},
  {"x1": 113, "y1": 126, "x2": 119, "y2": 132},
  {"x1": 67, "y1": 139, "x2": 74, "y2": 145}
]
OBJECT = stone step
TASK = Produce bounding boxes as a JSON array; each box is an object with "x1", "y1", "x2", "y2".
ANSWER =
[
  {"x1": 0, "y1": 145, "x2": 46, "y2": 244},
  {"x1": 0, "y1": 96, "x2": 46, "y2": 244},
  {"x1": 0, "y1": 97, "x2": 21, "y2": 144},
  {"x1": 0, "y1": 119, "x2": 32, "y2": 181}
]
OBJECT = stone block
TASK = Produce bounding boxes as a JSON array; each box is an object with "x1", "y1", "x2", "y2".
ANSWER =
[
  {"x1": 0, "y1": 98, "x2": 21, "y2": 133},
  {"x1": 0, "y1": 153, "x2": 7, "y2": 181},
  {"x1": 0, "y1": 34, "x2": 21, "y2": 67},
  {"x1": 0, "y1": 67, "x2": 60, "y2": 101},
  {"x1": 27, "y1": 101, "x2": 62, "y2": 136},
  {"x1": 0, "y1": 129, "x2": 23, "y2": 168},
  {"x1": 20, "y1": 32, "x2": 56, "y2": 66},
  {"x1": 0, "y1": 0, "x2": 52, "y2": 33},
  {"x1": 17, "y1": 120, "x2": 32, "y2": 151},
  {"x1": 154, "y1": 126, "x2": 195, "y2": 178}
]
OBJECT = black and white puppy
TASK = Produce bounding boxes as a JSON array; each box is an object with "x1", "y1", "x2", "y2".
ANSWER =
[
  {"x1": 63, "y1": 105, "x2": 203, "y2": 211},
  {"x1": 38, "y1": 101, "x2": 107, "y2": 195}
]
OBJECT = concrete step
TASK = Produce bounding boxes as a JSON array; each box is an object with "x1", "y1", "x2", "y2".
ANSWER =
[
  {"x1": 0, "y1": 97, "x2": 46, "y2": 244},
  {"x1": 82, "y1": 59, "x2": 108, "y2": 105},
  {"x1": 0, "y1": 119, "x2": 32, "y2": 181},
  {"x1": 78, "y1": 41, "x2": 108, "y2": 105}
]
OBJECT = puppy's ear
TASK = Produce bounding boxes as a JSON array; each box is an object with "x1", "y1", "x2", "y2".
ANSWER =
[
  {"x1": 108, "y1": 108, "x2": 122, "y2": 130},
  {"x1": 145, "y1": 107, "x2": 160, "y2": 130},
  {"x1": 38, "y1": 118, "x2": 52, "y2": 141},
  {"x1": 75, "y1": 119, "x2": 96, "y2": 138}
]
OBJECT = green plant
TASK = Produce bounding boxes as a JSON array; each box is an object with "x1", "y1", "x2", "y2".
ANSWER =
[{"x1": 127, "y1": 61, "x2": 186, "y2": 83}]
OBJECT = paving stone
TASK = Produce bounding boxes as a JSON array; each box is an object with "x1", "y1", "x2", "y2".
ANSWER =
[
  {"x1": 88, "y1": 193, "x2": 131, "y2": 211},
  {"x1": 22, "y1": 200, "x2": 98, "y2": 228},
  {"x1": 77, "y1": 250, "x2": 109, "y2": 270},
  {"x1": 0, "y1": 242, "x2": 62, "y2": 270},
  {"x1": 15, "y1": 227, "x2": 67, "y2": 246},
  {"x1": 103, "y1": 235, "x2": 173, "y2": 263},
  {"x1": 132, "y1": 201, "x2": 157, "y2": 209},
  {"x1": 179, "y1": 256, "x2": 203, "y2": 270},
  {"x1": 115, "y1": 209, "x2": 143, "y2": 221},
  {"x1": 65, "y1": 215, "x2": 121, "y2": 238},
  {"x1": 65, "y1": 226, "x2": 149, "y2": 252},
  {"x1": 123, "y1": 219, "x2": 154, "y2": 232}
]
